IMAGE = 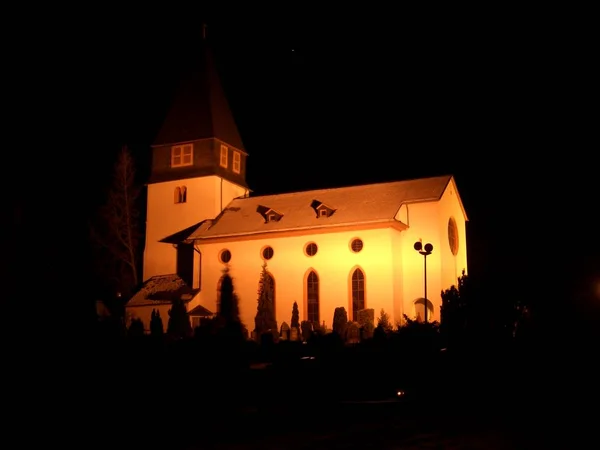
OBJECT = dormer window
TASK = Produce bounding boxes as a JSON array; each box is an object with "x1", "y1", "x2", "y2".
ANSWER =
[
  {"x1": 311, "y1": 200, "x2": 336, "y2": 218},
  {"x1": 233, "y1": 151, "x2": 241, "y2": 174},
  {"x1": 257, "y1": 205, "x2": 283, "y2": 223},
  {"x1": 220, "y1": 144, "x2": 228, "y2": 168},
  {"x1": 171, "y1": 144, "x2": 193, "y2": 167}
]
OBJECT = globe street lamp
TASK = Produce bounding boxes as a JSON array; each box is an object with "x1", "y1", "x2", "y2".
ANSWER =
[{"x1": 414, "y1": 241, "x2": 433, "y2": 323}]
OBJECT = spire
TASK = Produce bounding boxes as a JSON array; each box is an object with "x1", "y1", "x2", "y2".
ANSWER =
[{"x1": 153, "y1": 29, "x2": 245, "y2": 151}]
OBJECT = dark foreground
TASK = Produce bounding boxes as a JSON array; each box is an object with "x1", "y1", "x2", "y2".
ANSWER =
[
  {"x1": 32, "y1": 332, "x2": 596, "y2": 449},
  {"x1": 190, "y1": 398, "x2": 547, "y2": 450},
  {"x1": 83, "y1": 345, "x2": 595, "y2": 450}
]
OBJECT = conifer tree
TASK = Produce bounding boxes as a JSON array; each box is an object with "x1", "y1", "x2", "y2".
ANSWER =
[
  {"x1": 254, "y1": 262, "x2": 277, "y2": 340},
  {"x1": 128, "y1": 318, "x2": 144, "y2": 337},
  {"x1": 216, "y1": 267, "x2": 247, "y2": 342},
  {"x1": 150, "y1": 309, "x2": 164, "y2": 336},
  {"x1": 291, "y1": 301, "x2": 300, "y2": 329},
  {"x1": 376, "y1": 308, "x2": 392, "y2": 332},
  {"x1": 219, "y1": 267, "x2": 240, "y2": 323},
  {"x1": 167, "y1": 298, "x2": 192, "y2": 339}
]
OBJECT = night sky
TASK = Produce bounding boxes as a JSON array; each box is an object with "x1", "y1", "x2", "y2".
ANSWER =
[{"x1": 12, "y1": 10, "x2": 598, "y2": 325}]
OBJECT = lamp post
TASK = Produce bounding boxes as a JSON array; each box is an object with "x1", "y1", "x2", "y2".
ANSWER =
[{"x1": 414, "y1": 241, "x2": 433, "y2": 323}]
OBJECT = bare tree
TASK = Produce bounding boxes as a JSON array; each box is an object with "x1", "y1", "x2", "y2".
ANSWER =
[{"x1": 90, "y1": 145, "x2": 142, "y2": 297}]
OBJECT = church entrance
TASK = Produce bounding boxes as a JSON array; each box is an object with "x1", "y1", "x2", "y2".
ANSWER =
[{"x1": 414, "y1": 298, "x2": 434, "y2": 322}]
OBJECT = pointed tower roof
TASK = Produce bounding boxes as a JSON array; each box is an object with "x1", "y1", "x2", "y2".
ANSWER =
[{"x1": 153, "y1": 32, "x2": 245, "y2": 152}]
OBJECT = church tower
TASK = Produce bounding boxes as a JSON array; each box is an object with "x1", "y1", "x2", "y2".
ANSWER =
[{"x1": 143, "y1": 32, "x2": 250, "y2": 285}]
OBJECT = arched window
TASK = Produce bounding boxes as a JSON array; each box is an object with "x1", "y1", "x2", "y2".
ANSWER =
[
  {"x1": 174, "y1": 187, "x2": 181, "y2": 203},
  {"x1": 351, "y1": 268, "x2": 365, "y2": 322},
  {"x1": 306, "y1": 270, "x2": 319, "y2": 324}
]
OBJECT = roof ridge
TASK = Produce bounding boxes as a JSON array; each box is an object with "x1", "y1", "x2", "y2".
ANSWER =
[{"x1": 235, "y1": 174, "x2": 454, "y2": 201}]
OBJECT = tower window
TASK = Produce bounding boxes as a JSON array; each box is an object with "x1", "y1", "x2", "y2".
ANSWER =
[
  {"x1": 220, "y1": 145, "x2": 228, "y2": 168},
  {"x1": 171, "y1": 144, "x2": 193, "y2": 167},
  {"x1": 174, "y1": 186, "x2": 187, "y2": 203},
  {"x1": 233, "y1": 151, "x2": 241, "y2": 174}
]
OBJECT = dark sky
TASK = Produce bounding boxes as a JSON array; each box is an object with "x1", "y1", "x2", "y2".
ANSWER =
[{"x1": 12, "y1": 9, "x2": 597, "y2": 322}]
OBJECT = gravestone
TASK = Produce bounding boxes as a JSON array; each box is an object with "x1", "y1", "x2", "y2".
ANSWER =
[
  {"x1": 301, "y1": 321, "x2": 313, "y2": 342},
  {"x1": 346, "y1": 322, "x2": 361, "y2": 344},
  {"x1": 280, "y1": 322, "x2": 290, "y2": 340},
  {"x1": 357, "y1": 308, "x2": 374, "y2": 327},
  {"x1": 358, "y1": 308, "x2": 375, "y2": 339},
  {"x1": 290, "y1": 326, "x2": 299, "y2": 341}
]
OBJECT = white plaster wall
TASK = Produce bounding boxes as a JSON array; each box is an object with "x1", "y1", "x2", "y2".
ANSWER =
[
  {"x1": 437, "y1": 178, "x2": 469, "y2": 290},
  {"x1": 192, "y1": 227, "x2": 404, "y2": 332},
  {"x1": 143, "y1": 176, "x2": 248, "y2": 281}
]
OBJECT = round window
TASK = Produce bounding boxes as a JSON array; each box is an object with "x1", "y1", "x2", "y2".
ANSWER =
[
  {"x1": 262, "y1": 246, "x2": 274, "y2": 260},
  {"x1": 448, "y1": 217, "x2": 459, "y2": 256},
  {"x1": 305, "y1": 242, "x2": 318, "y2": 257},
  {"x1": 219, "y1": 249, "x2": 231, "y2": 263},
  {"x1": 350, "y1": 238, "x2": 363, "y2": 253}
]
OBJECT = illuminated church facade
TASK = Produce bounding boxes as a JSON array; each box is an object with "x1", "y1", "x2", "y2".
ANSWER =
[{"x1": 125, "y1": 39, "x2": 468, "y2": 334}]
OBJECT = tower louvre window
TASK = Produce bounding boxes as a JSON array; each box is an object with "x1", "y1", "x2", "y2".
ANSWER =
[
  {"x1": 171, "y1": 144, "x2": 193, "y2": 167},
  {"x1": 220, "y1": 144, "x2": 228, "y2": 168},
  {"x1": 233, "y1": 151, "x2": 241, "y2": 173}
]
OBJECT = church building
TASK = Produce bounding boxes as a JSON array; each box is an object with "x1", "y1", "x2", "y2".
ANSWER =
[{"x1": 125, "y1": 37, "x2": 469, "y2": 334}]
